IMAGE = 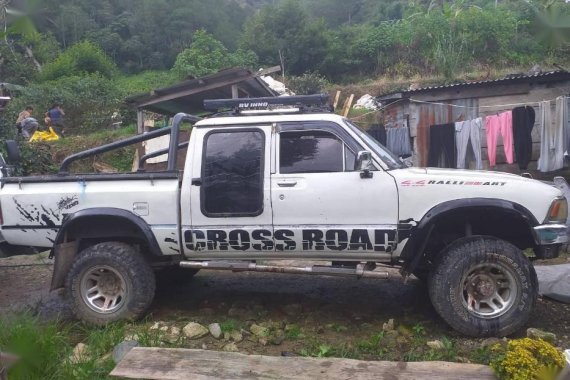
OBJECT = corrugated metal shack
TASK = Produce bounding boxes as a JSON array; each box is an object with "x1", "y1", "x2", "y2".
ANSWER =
[{"x1": 377, "y1": 71, "x2": 570, "y2": 178}]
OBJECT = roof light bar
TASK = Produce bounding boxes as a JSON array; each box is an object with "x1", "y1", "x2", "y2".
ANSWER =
[{"x1": 203, "y1": 94, "x2": 329, "y2": 112}]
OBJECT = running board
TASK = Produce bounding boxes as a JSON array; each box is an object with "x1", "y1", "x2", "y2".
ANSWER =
[{"x1": 179, "y1": 261, "x2": 389, "y2": 279}]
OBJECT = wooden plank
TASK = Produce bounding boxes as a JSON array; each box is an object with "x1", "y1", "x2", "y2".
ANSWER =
[
  {"x1": 342, "y1": 94, "x2": 354, "y2": 117},
  {"x1": 333, "y1": 90, "x2": 341, "y2": 110},
  {"x1": 110, "y1": 348, "x2": 496, "y2": 380}
]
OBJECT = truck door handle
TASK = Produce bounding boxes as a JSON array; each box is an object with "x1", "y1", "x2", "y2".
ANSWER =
[
  {"x1": 277, "y1": 180, "x2": 297, "y2": 187},
  {"x1": 191, "y1": 178, "x2": 202, "y2": 186}
]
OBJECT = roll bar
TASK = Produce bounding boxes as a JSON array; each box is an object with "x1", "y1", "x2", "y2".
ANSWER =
[{"x1": 59, "y1": 113, "x2": 201, "y2": 174}]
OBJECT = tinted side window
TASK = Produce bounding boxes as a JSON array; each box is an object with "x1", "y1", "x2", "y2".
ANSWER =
[
  {"x1": 280, "y1": 131, "x2": 343, "y2": 173},
  {"x1": 202, "y1": 130, "x2": 264, "y2": 217}
]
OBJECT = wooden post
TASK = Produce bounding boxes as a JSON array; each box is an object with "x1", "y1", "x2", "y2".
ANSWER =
[
  {"x1": 342, "y1": 94, "x2": 354, "y2": 117},
  {"x1": 231, "y1": 85, "x2": 239, "y2": 99},
  {"x1": 333, "y1": 90, "x2": 341, "y2": 110},
  {"x1": 136, "y1": 109, "x2": 144, "y2": 134}
]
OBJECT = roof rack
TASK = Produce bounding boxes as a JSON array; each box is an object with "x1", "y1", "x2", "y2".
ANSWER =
[{"x1": 203, "y1": 94, "x2": 331, "y2": 115}]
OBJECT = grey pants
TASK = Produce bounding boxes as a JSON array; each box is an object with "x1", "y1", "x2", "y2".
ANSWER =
[{"x1": 455, "y1": 118, "x2": 483, "y2": 169}]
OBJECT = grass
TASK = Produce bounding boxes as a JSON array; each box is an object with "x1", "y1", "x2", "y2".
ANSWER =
[
  {"x1": 284, "y1": 324, "x2": 302, "y2": 340},
  {"x1": 220, "y1": 319, "x2": 239, "y2": 333}
]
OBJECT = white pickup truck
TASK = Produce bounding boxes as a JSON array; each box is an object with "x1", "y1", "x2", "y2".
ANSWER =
[{"x1": 0, "y1": 95, "x2": 567, "y2": 337}]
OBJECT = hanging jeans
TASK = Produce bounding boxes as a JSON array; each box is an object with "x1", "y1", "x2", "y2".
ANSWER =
[
  {"x1": 538, "y1": 99, "x2": 565, "y2": 172},
  {"x1": 485, "y1": 111, "x2": 513, "y2": 167},
  {"x1": 427, "y1": 123, "x2": 456, "y2": 168},
  {"x1": 368, "y1": 124, "x2": 387, "y2": 146},
  {"x1": 512, "y1": 106, "x2": 536, "y2": 170},
  {"x1": 386, "y1": 126, "x2": 412, "y2": 156},
  {"x1": 455, "y1": 118, "x2": 483, "y2": 170}
]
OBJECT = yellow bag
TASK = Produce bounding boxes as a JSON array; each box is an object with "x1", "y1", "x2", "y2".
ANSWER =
[{"x1": 29, "y1": 127, "x2": 60, "y2": 142}]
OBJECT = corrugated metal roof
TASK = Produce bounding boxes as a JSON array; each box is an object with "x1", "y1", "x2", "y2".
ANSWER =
[
  {"x1": 126, "y1": 68, "x2": 277, "y2": 116},
  {"x1": 378, "y1": 70, "x2": 570, "y2": 101}
]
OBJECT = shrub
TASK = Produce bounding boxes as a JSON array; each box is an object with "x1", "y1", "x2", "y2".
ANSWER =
[
  {"x1": 41, "y1": 41, "x2": 118, "y2": 81},
  {"x1": 490, "y1": 338, "x2": 565, "y2": 380},
  {"x1": 287, "y1": 72, "x2": 329, "y2": 95}
]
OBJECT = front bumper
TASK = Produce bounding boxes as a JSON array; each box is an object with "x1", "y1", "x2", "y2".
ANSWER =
[{"x1": 533, "y1": 224, "x2": 569, "y2": 245}]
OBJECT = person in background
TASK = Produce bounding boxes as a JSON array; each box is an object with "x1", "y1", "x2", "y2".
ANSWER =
[
  {"x1": 15, "y1": 106, "x2": 33, "y2": 136},
  {"x1": 20, "y1": 117, "x2": 40, "y2": 139},
  {"x1": 46, "y1": 103, "x2": 65, "y2": 136}
]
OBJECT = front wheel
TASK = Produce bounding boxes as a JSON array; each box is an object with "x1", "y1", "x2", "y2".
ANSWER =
[
  {"x1": 66, "y1": 242, "x2": 156, "y2": 325},
  {"x1": 428, "y1": 236, "x2": 537, "y2": 337}
]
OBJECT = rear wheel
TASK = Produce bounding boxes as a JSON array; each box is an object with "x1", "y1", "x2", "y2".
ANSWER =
[
  {"x1": 428, "y1": 236, "x2": 537, "y2": 337},
  {"x1": 66, "y1": 242, "x2": 155, "y2": 325}
]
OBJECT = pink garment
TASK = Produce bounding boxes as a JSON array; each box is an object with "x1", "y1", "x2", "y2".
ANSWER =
[{"x1": 485, "y1": 111, "x2": 514, "y2": 167}]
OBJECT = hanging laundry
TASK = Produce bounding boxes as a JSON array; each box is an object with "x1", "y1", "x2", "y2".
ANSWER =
[
  {"x1": 512, "y1": 106, "x2": 535, "y2": 170},
  {"x1": 560, "y1": 97, "x2": 570, "y2": 157},
  {"x1": 386, "y1": 126, "x2": 412, "y2": 156},
  {"x1": 427, "y1": 123, "x2": 456, "y2": 168},
  {"x1": 367, "y1": 124, "x2": 387, "y2": 146},
  {"x1": 538, "y1": 99, "x2": 565, "y2": 172},
  {"x1": 485, "y1": 111, "x2": 513, "y2": 167},
  {"x1": 455, "y1": 118, "x2": 483, "y2": 170}
]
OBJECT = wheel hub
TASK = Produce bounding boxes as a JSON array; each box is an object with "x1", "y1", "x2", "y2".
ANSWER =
[
  {"x1": 461, "y1": 263, "x2": 517, "y2": 319},
  {"x1": 80, "y1": 265, "x2": 127, "y2": 314}
]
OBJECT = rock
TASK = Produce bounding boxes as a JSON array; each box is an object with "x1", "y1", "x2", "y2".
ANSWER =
[
  {"x1": 222, "y1": 342, "x2": 239, "y2": 352},
  {"x1": 258, "y1": 337, "x2": 268, "y2": 346},
  {"x1": 124, "y1": 334, "x2": 140, "y2": 341},
  {"x1": 271, "y1": 334, "x2": 285, "y2": 345},
  {"x1": 383, "y1": 330, "x2": 399, "y2": 346},
  {"x1": 201, "y1": 343, "x2": 208, "y2": 350},
  {"x1": 112, "y1": 340, "x2": 139, "y2": 363},
  {"x1": 527, "y1": 328, "x2": 557, "y2": 343},
  {"x1": 150, "y1": 321, "x2": 165, "y2": 330},
  {"x1": 208, "y1": 323, "x2": 222, "y2": 339},
  {"x1": 427, "y1": 340, "x2": 445, "y2": 350},
  {"x1": 230, "y1": 330, "x2": 244, "y2": 343},
  {"x1": 183, "y1": 322, "x2": 209, "y2": 339},
  {"x1": 382, "y1": 319, "x2": 395, "y2": 332},
  {"x1": 250, "y1": 324, "x2": 269, "y2": 337},
  {"x1": 281, "y1": 351, "x2": 298, "y2": 357},
  {"x1": 480, "y1": 337, "x2": 501, "y2": 349},
  {"x1": 159, "y1": 326, "x2": 169, "y2": 332},
  {"x1": 164, "y1": 327, "x2": 181, "y2": 343},
  {"x1": 69, "y1": 343, "x2": 89, "y2": 364}
]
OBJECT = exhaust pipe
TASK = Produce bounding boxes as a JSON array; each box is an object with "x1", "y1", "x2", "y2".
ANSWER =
[{"x1": 179, "y1": 261, "x2": 389, "y2": 279}]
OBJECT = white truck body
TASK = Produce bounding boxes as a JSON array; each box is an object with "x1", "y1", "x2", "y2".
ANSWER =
[{"x1": 0, "y1": 96, "x2": 566, "y2": 335}]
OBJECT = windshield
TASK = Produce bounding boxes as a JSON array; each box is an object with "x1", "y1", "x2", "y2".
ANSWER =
[{"x1": 343, "y1": 119, "x2": 405, "y2": 170}]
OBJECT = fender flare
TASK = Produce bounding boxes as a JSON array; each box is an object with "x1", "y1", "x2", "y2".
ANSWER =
[
  {"x1": 399, "y1": 198, "x2": 539, "y2": 274},
  {"x1": 51, "y1": 207, "x2": 162, "y2": 256}
]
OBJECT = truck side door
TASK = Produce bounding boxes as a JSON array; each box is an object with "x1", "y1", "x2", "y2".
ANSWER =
[
  {"x1": 270, "y1": 121, "x2": 398, "y2": 260},
  {"x1": 181, "y1": 125, "x2": 274, "y2": 258}
]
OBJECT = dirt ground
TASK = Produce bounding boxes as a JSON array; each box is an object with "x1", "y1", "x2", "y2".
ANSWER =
[{"x1": 1, "y1": 253, "x2": 569, "y2": 361}]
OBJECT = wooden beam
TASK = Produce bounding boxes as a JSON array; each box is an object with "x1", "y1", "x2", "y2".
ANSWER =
[
  {"x1": 342, "y1": 94, "x2": 354, "y2": 117},
  {"x1": 136, "y1": 109, "x2": 144, "y2": 134},
  {"x1": 256, "y1": 65, "x2": 282, "y2": 76},
  {"x1": 111, "y1": 348, "x2": 496, "y2": 380},
  {"x1": 137, "y1": 73, "x2": 253, "y2": 108},
  {"x1": 231, "y1": 84, "x2": 239, "y2": 99},
  {"x1": 333, "y1": 90, "x2": 341, "y2": 110}
]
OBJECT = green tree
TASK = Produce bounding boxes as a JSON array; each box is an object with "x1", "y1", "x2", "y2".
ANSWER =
[
  {"x1": 41, "y1": 41, "x2": 118, "y2": 81},
  {"x1": 172, "y1": 30, "x2": 257, "y2": 79}
]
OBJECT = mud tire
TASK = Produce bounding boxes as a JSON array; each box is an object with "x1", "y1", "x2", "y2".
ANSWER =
[
  {"x1": 66, "y1": 242, "x2": 155, "y2": 325},
  {"x1": 428, "y1": 236, "x2": 537, "y2": 337}
]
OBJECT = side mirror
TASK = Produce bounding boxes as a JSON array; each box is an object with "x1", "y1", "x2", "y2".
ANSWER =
[{"x1": 356, "y1": 151, "x2": 373, "y2": 179}]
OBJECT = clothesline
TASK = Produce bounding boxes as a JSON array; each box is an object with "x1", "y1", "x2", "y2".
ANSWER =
[
  {"x1": 349, "y1": 97, "x2": 408, "y2": 122},
  {"x1": 409, "y1": 95, "x2": 568, "y2": 110}
]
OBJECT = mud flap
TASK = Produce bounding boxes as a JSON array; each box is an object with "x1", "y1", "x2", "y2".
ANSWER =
[{"x1": 50, "y1": 241, "x2": 79, "y2": 291}]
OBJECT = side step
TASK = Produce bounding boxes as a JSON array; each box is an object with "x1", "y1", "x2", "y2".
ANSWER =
[{"x1": 179, "y1": 261, "x2": 389, "y2": 279}]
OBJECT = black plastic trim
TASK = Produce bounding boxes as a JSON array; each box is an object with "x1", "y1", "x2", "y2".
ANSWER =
[
  {"x1": 400, "y1": 198, "x2": 539, "y2": 274},
  {"x1": 51, "y1": 207, "x2": 163, "y2": 256},
  {"x1": 2, "y1": 225, "x2": 60, "y2": 230},
  {"x1": 279, "y1": 121, "x2": 364, "y2": 155},
  {"x1": 200, "y1": 128, "x2": 266, "y2": 218}
]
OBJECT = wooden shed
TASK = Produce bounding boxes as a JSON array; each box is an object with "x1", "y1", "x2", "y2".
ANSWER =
[{"x1": 377, "y1": 71, "x2": 570, "y2": 179}]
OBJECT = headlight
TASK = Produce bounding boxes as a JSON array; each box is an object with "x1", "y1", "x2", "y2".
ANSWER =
[{"x1": 546, "y1": 197, "x2": 568, "y2": 223}]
